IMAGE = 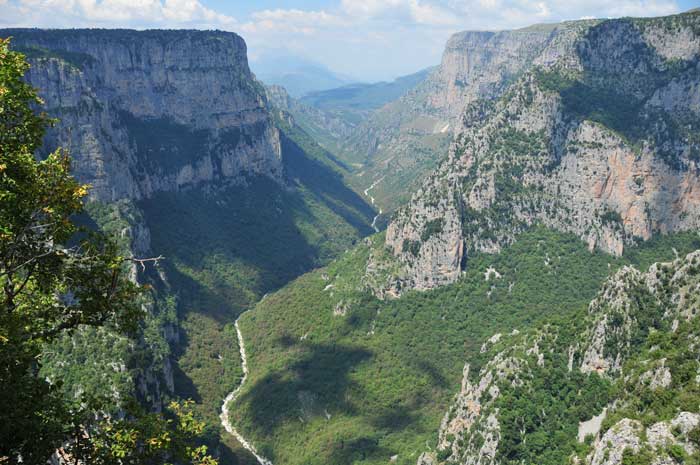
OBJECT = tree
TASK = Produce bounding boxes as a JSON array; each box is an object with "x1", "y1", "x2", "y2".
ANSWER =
[{"x1": 0, "y1": 38, "x2": 215, "y2": 464}]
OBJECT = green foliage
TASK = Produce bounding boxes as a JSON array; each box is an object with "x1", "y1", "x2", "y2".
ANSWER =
[
  {"x1": 668, "y1": 444, "x2": 687, "y2": 462},
  {"x1": 621, "y1": 447, "x2": 654, "y2": 465},
  {"x1": 72, "y1": 400, "x2": 217, "y2": 465},
  {"x1": 224, "y1": 226, "x2": 700, "y2": 465},
  {"x1": 600, "y1": 208, "x2": 624, "y2": 226},
  {"x1": 13, "y1": 44, "x2": 95, "y2": 70},
  {"x1": 402, "y1": 239, "x2": 421, "y2": 256},
  {"x1": 495, "y1": 348, "x2": 612, "y2": 465},
  {"x1": 436, "y1": 448, "x2": 452, "y2": 461},
  {"x1": 133, "y1": 109, "x2": 373, "y2": 462},
  {"x1": 421, "y1": 219, "x2": 444, "y2": 242},
  {"x1": 0, "y1": 39, "x2": 214, "y2": 464},
  {"x1": 533, "y1": 68, "x2": 576, "y2": 92}
]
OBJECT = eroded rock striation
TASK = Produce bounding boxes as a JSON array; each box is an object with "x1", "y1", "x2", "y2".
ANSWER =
[
  {"x1": 381, "y1": 12, "x2": 700, "y2": 293},
  {"x1": 5, "y1": 28, "x2": 283, "y2": 202}
]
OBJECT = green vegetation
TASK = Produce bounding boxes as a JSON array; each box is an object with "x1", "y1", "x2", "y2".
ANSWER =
[
  {"x1": 134, "y1": 113, "x2": 374, "y2": 462},
  {"x1": 228, "y1": 226, "x2": 700, "y2": 465},
  {"x1": 14, "y1": 44, "x2": 95, "y2": 69},
  {"x1": 0, "y1": 39, "x2": 214, "y2": 464},
  {"x1": 496, "y1": 360, "x2": 612, "y2": 464},
  {"x1": 421, "y1": 218, "x2": 444, "y2": 242}
]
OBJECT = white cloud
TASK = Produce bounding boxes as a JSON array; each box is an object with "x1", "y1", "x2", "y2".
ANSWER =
[
  {"x1": 341, "y1": 0, "x2": 405, "y2": 17},
  {"x1": 444, "y1": 0, "x2": 679, "y2": 30},
  {"x1": 0, "y1": 0, "x2": 684, "y2": 81},
  {"x1": 242, "y1": 8, "x2": 346, "y2": 35},
  {"x1": 408, "y1": 0, "x2": 460, "y2": 25},
  {"x1": 339, "y1": 0, "x2": 459, "y2": 25},
  {"x1": 0, "y1": 0, "x2": 237, "y2": 29}
]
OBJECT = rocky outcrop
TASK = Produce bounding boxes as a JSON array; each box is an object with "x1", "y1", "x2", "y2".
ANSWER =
[
  {"x1": 580, "y1": 249, "x2": 700, "y2": 375},
  {"x1": 383, "y1": 11, "x2": 700, "y2": 293},
  {"x1": 588, "y1": 413, "x2": 700, "y2": 465},
  {"x1": 420, "y1": 246, "x2": 700, "y2": 465},
  {"x1": 5, "y1": 28, "x2": 283, "y2": 202},
  {"x1": 342, "y1": 20, "x2": 596, "y2": 214},
  {"x1": 421, "y1": 331, "x2": 548, "y2": 465}
]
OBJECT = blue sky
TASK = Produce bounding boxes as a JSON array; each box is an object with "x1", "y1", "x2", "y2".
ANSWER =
[{"x1": 1, "y1": 0, "x2": 698, "y2": 81}]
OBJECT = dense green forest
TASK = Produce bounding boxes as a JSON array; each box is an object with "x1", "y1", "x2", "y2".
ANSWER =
[
  {"x1": 135, "y1": 110, "x2": 375, "y2": 462},
  {"x1": 229, "y1": 227, "x2": 700, "y2": 465}
]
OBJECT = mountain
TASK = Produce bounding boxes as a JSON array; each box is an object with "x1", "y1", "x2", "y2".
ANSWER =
[
  {"x1": 300, "y1": 67, "x2": 434, "y2": 125},
  {"x1": 220, "y1": 9, "x2": 700, "y2": 465},
  {"x1": 418, "y1": 246, "x2": 700, "y2": 465},
  {"x1": 6, "y1": 28, "x2": 283, "y2": 202},
  {"x1": 251, "y1": 53, "x2": 352, "y2": 97},
  {"x1": 381, "y1": 12, "x2": 700, "y2": 293},
  {"x1": 330, "y1": 22, "x2": 587, "y2": 219},
  {"x1": 4, "y1": 28, "x2": 375, "y2": 463},
  {"x1": 6, "y1": 8, "x2": 700, "y2": 465},
  {"x1": 265, "y1": 84, "x2": 355, "y2": 156},
  {"x1": 231, "y1": 228, "x2": 700, "y2": 465}
]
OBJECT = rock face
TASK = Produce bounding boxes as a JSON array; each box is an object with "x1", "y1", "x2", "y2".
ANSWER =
[
  {"x1": 382, "y1": 11, "x2": 700, "y2": 293},
  {"x1": 580, "y1": 249, "x2": 700, "y2": 376},
  {"x1": 343, "y1": 21, "x2": 592, "y2": 213},
  {"x1": 421, "y1": 247, "x2": 700, "y2": 465},
  {"x1": 4, "y1": 28, "x2": 283, "y2": 202},
  {"x1": 588, "y1": 413, "x2": 700, "y2": 465},
  {"x1": 2, "y1": 28, "x2": 285, "y2": 415}
]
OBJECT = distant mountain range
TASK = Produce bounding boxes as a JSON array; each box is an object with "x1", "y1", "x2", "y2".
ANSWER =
[
  {"x1": 251, "y1": 53, "x2": 354, "y2": 97},
  {"x1": 300, "y1": 67, "x2": 434, "y2": 122}
]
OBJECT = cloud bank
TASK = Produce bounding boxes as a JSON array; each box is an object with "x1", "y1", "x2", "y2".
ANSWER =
[{"x1": 0, "y1": 0, "x2": 683, "y2": 81}]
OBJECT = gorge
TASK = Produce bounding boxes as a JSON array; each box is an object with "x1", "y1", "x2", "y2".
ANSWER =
[{"x1": 2, "y1": 7, "x2": 700, "y2": 465}]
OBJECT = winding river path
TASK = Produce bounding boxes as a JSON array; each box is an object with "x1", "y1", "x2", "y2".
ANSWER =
[
  {"x1": 220, "y1": 316, "x2": 274, "y2": 465},
  {"x1": 364, "y1": 176, "x2": 385, "y2": 232},
  {"x1": 221, "y1": 176, "x2": 386, "y2": 462}
]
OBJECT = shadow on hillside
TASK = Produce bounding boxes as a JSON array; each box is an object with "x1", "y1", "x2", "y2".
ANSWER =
[
  {"x1": 281, "y1": 131, "x2": 375, "y2": 235},
  {"x1": 141, "y1": 179, "x2": 321, "y2": 322},
  {"x1": 141, "y1": 163, "x2": 374, "y2": 325},
  {"x1": 237, "y1": 339, "x2": 372, "y2": 439},
  {"x1": 326, "y1": 437, "x2": 395, "y2": 465},
  {"x1": 369, "y1": 405, "x2": 421, "y2": 432}
]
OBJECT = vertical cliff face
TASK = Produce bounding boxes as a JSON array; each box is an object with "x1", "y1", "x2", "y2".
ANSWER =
[
  {"x1": 381, "y1": 11, "x2": 700, "y2": 293},
  {"x1": 5, "y1": 29, "x2": 282, "y2": 202},
  {"x1": 0, "y1": 28, "x2": 290, "y2": 421},
  {"x1": 342, "y1": 21, "x2": 592, "y2": 214}
]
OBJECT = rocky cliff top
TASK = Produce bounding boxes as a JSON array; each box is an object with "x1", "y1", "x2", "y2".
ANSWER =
[{"x1": 3, "y1": 28, "x2": 283, "y2": 201}]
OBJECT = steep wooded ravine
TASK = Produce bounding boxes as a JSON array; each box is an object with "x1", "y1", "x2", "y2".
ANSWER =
[
  {"x1": 221, "y1": 9, "x2": 700, "y2": 465},
  {"x1": 230, "y1": 228, "x2": 700, "y2": 465},
  {"x1": 8, "y1": 9, "x2": 700, "y2": 465},
  {"x1": 5, "y1": 28, "x2": 375, "y2": 464}
]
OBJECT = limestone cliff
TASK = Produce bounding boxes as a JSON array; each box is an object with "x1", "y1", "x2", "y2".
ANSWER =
[
  {"x1": 4, "y1": 28, "x2": 283, "y2": 202},
  {"x1": 1, "y1": 28, "x2": 285, "y2": 414},
  {"x1": 382, "y1": 11, "x2": 700, "y2": 293},
  {"x1": 421, "y1": 248, "x2": 700, "y2": 465},
  {"x1": 343, "y1": 21, "x2": 592, "y2": 213}
]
